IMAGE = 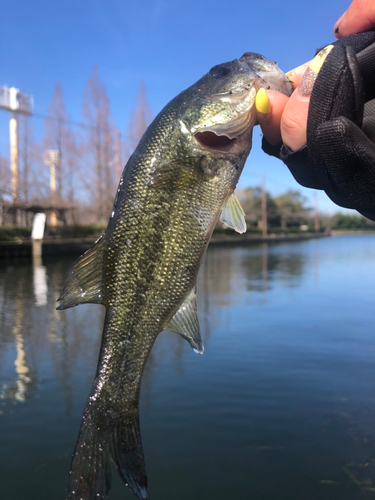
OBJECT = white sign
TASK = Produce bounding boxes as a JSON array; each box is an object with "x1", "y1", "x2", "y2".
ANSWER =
[{"x1": 31, "y1": 213, "x2": 46, "y2": 240}]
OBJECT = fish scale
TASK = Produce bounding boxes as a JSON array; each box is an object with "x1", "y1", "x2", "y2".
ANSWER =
[{"x1": 58, "y1": 51, "x2": 292, "y2": 499}]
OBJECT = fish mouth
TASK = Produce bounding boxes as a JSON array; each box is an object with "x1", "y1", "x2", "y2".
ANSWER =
[
  {"x1": 193, "y1": 99, "x2": 256, "y2": 153},
  {"x1": 192, "y1": 82, "x2": 257, "y2": 153},
  {"x1": 194, "y1": 131, "x2": 237, "y2": 151}
]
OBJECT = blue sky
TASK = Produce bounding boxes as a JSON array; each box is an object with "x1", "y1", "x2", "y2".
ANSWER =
[{"x1": 1, "y1": 0, "x2": 351, "y2": 214}]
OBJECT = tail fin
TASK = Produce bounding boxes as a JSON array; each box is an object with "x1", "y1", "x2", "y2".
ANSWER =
[{"x1": 67, "y1": 396, "x2": 149, "y2": 500}]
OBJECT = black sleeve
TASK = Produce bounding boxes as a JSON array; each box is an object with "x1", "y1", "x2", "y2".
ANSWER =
[{"x1": 262, "y1": 32, "x2": 375, "y2": 220}]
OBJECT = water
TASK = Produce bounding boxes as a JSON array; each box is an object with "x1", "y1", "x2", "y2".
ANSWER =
[{"x1": 1, "y1": 234, "x2": 375, "y2": 500}]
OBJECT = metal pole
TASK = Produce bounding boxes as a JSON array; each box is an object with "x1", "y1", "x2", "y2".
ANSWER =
[
  {"x1": 10, "y1": 113, "x2": 18, "y2": 201},
  {"x1": 50, "y1": 162, "x2": 56, "y2": 195},
  {"x1": 45, "y1": 150, "x2": 60, "y2": 227}
]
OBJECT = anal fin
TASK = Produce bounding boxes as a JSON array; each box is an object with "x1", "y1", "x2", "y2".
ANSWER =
[{"x1": 165, "y1": 287, "x2": 204, "y2": 354}]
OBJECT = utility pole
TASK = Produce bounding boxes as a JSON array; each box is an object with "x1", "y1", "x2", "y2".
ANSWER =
[
  {"x1": 44, "y1": 149, "x2": 61, "y2": 227},
  {"x1": 0, "y1": 87, "x2": 33, "y2": 202},
  {"x1": 261, "y1": 175, "x2": 268, "y2": 238},
  {"x1": 9, "y1": 114, "x2": 18, "y2": 200}
]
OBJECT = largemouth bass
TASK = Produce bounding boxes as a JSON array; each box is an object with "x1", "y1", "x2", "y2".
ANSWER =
[{"x1": 58, "y1": 52, "x2": 292, "y2": 500}]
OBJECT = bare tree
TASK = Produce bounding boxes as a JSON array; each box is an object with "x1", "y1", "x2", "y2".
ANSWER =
[
  {"x1": 44, "y1": 83, "x2": 82, "y2": 200},
  {"x1": 43, "y1": 83, "x2": 66, "y2": 199},
  {"x1": 0, "y1": 154, "x2": 11, "y2": 200},
  {"x1": 0, "y1": 154, "x2": 11, "y2": 225},
  {"x1": 27, "y1": 142, "x2": 50, "y2": 201},
  {"x1": 63, "y1": 128, "x2": 79, "y2": 205},
  {"x1": 18, "y1": 114, "x2": 36, "y2": 202},
  {"x1": 115, "y1": 128, "x2": 122, "y2": 182},
  {"x1": 63, "y1": 126, "x2": 82, "y2": 223},
  {"x1": 124, "y1": 80, "x2": 153, "y2": 162},
  {"x1": 82, "y1": 67, "x2": 116, "y2": 224},
  {"x1": 17, "y1": 115, "x2": 49, "y2": 225}
]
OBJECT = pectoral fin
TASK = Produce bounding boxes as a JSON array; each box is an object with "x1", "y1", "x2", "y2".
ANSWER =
[
  {"x1": 165, "y1": 287, "x2": 203, "y2": 354},
  {"x1": 219, "y1": 193, "x2": 247, "y2": 234},
  {"x1": 57, "y1": 235, "x2": 106, "y2": 310}
]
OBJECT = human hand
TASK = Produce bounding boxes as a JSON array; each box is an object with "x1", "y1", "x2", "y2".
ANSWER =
[
  {"x1": 255, "y1": 0, "x2": 375, "y2": 220},
  {"x1": 257, "y1": 0, "x2": 375, "y2": 152},
  {"x1": 255, "y1": 52, "x2": 327, "y2": 152}
]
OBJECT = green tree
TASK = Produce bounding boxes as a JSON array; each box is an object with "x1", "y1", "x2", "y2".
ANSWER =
[
  {"x1": 331, "y1": 213, "x2": 375, "y2": 230},
  {"x1": 274, "y1": 190, "x2": 311, "y2": 228},
  {"x1": 242, "y1": 187, "x2": 280, "y2": 228}
]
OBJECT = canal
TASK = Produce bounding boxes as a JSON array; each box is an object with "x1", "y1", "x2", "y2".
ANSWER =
[{"x1": 1, "y1": 234, "x2": 375, "y2": 499}]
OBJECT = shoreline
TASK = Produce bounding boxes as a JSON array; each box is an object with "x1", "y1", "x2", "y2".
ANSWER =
[
  {"x1": 209, "y1": 232, "x2": 329, "y2": 246},
  {"x1": 0, "y1": 232, "x2": 330, "y2": 259}
]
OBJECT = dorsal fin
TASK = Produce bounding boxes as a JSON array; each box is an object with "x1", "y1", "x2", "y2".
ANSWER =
[
  {"x1": 220, "y1": 193, "x2": 247, "y2": 234},
  {"x1": 165, "y1": 287, "x2": 204, "y2": 354},
  {"x1": 57, "y1": 235, "x2": 106, "y2": 310}
]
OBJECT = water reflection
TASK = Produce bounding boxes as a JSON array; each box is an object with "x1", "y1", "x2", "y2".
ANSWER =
[
  {"x1": 262, "y1": 243, "x2": 268, "y2": 301},
  {"x1": 0, "y1": 255, "x2": 104, "y2": 415},
  {"x1": 1, "y1": 237, "x2": 373, "y2": 411},
  {"x1": 33, "y1": 252, "x2": 48, "y2": 307},
  {"x1": 0, "y1": 278, "x2": 34, "y2": 404},
  {"x1": 242, "y1": 247, "x2": 305, "y2": 292},
  {"x1": 197, "y1": 243, "x2": 307, "y2": 332},
  {"x1": 0, "y1": 241, "x2": 317, "y2": 410}
]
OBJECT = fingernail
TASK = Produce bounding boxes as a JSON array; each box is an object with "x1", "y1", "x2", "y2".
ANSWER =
[
  {"x1": 309, "y1": 45, "x2": 334, "y2": 73},
  {"x1": 298, "y1": 45, "x2": 334, "y2": 96},
  {"x1": 333, "y1": 11, "x2": 346, "y2": 35},
  {"x1": 285, "y1": 69, "x2": 295, "y2": 81},
  {"x1": 256, "y1": 88, "x2": 271, "y2": 114},
  {"x1": 285, "y1": 62, "x2": 310, "y2": 87}
]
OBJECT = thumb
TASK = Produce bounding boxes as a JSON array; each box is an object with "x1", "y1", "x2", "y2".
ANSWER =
[{"x1": 334, "y1": 0, "x2": 375, "y2": 38}]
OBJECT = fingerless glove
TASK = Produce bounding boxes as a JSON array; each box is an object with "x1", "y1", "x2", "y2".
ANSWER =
[{"x1": 262, "y1": 32, "x2": 375, "y2": 220}]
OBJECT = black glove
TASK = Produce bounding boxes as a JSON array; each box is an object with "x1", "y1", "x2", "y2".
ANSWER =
[{"x1": 262, "y1": 32, "x2": 375, "y2": 220}]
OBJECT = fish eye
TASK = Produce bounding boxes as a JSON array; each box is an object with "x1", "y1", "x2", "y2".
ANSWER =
[{"x1": 210, "y1": 64, "x2": 230, "y2": 78}]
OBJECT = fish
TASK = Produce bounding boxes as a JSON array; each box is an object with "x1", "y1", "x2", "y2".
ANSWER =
[{"x1": 57, "y1": 52, "x2": 292, "y2": 500}]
